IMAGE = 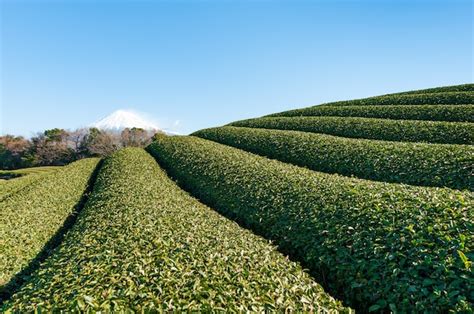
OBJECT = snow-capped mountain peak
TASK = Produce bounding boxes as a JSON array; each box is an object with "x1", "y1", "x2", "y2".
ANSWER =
[{"x1": 91, "y1": 110, "x2": 159, "y2": 131}]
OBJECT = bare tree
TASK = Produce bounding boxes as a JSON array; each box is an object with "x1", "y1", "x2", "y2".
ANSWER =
[
  {"x1": 31, "y1": 129, "x2": 74, "y2": 166},
  {"x1": 66, "y1": 128, "x2": 89, "y2": 158},
  {"x1": 120, "y1": 127, "x2": 154, "y2": 147},
  {"x1": 0, "y1": 135, "x2": 32, "y2": 169},
  {"x1": 82, "y1": 128, "x2": 119, "y2": 157},
  {"x1": 67, "y1": 128, "x2": 87, "y2": 150},
  {"x1": 1, "y1": 127, "x2": 163, "y2": 169}
]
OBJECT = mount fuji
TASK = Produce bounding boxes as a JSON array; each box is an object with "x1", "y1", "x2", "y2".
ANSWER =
[{"x1": 91, "y1": 110, "x2": 160, "y2": 131}]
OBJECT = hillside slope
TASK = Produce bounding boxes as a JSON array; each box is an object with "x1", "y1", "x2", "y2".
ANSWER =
[
  {"x1": 1, "y1": 84, "x2": 472, "y2": 312},
  {"x1": 190, "y1": 84, "x2": 473, "y2": 311},
  {"x1": 150, "y1": 135, "x2": 473, "y2": 313},
  {"x1": 3, "y1": 148, "x2": 349, "y2": 312}
]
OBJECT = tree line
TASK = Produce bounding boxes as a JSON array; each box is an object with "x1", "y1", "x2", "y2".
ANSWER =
[{"x1": 0, "y1": 127, "x2": 160, "y2": 169}]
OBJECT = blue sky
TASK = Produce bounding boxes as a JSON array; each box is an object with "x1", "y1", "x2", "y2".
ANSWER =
[{"x1": 1, "y1": 0, "x2": 472, "y2": 136}]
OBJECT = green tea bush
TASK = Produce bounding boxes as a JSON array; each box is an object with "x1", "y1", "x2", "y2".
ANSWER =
[
  {"x1": 388, "y1": 83, "x2": 474, "y2": 95},
  {"x1": 0, "y1": 172, "x2": 21, "y2": 180},
  {"x1": 229, "y1": 116, "x2": 474, "y2": 144},
  {"x1": 194, "y1": 126, "x2": 474, "y2": 190},
  {"x1": 148, "y1": 136, "x2": 473, "y2": 313},
  {"x1": 0, "y1": 158, "x2": 100, "y2": 299},
  {"x1": 267, "y1": 104, "x2": 474, "y2": 122},
  {"x1": 318, "y1": 91, "x2": 473, "y2": 107},
  {"x1": 0, "y1": 167, "x2": 60, "y2": 201},
  {"x1": 3, "y1": 148, "x2": 349, "y2": 312},
  {"x1": 0, "y1": 166, "x2": 60, "y2": 178},
  {"x1": 0, "y1": 175, "x2": 42, "y2": 201}
]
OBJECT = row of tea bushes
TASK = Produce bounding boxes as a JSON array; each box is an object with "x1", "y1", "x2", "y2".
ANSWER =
[
  {"x1": 3, "y1": 148, "x2": 349, "y2": 312},
  {"x1": 229, "y1": 116, "x2": 474, "y2": 144},
  {"x1": 0, "y1": 166, "x2": 60, "y2": 179},
  {"x1": 0, "y1": 158, "x2": 100, "y2": 300},
  {"x1": 148, "y1": 136, "x2": 473, "y2": 313},
  {"x1": 0, "y1": 167, "x2": 60, "y2": 202},
  {"x1": 266, "y1": 104, "x2": 474, "y2": 122},
  {"x1": 317, "y1": 91, "x2": 473, "y2": 107},
  {"x1": 387, "y1": 83, "x2": 474, "y2": 95},
  {"x1": 194, "y1": 126, "x2": 473, "y2": 190}
]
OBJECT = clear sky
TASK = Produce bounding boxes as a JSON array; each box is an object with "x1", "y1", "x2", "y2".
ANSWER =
[{"x1": 1, "y1": 0, "x2": 472, "y2": 136}]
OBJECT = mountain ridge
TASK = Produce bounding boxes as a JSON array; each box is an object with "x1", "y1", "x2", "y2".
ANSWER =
[{"x1": 91, "y1": 110, "x2": 159, "y2": 131}]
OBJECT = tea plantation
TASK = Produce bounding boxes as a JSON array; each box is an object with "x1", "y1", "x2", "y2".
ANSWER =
[{"x1": 1, "y1": 84, "x2": 472, "y2": 312}]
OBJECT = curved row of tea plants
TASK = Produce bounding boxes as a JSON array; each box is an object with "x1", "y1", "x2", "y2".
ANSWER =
[
  {"x1": 3, "y1": 148, "x2": 349, "y2": 312},
  {"x1": 0, "y1": 158, "x2": 100, "y2": 300},
  {"x1": 148, "y1": 136, "x2": 473, "y2": 313},
  {"x1": 194, "y1": 126, "x2": 474, "y2": 190},
  {"x1": 0, "y1": 166, "x2": 60, "y2": 179},
  {"x1": 1, "y1": 174, "x2": 44, "y2": 201},
  {"x1": 0, "y1": 167, "x2": 60, "y2": 202},
  {"x1": 387, "y1": 83, "x2": 474, "y2": 95},
  {"x1": 317, "y1": 91, "x2": 473, "y2": 107},
  {"x1": 229, "y1": 116, "x2": 474, "y2": 144},
  {"x1": 266, "y1": 104, "x2": 474, "y2": 122}
]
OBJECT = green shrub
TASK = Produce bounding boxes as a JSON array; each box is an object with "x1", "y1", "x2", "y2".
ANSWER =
[
  {"x1": 0, "y1": 172, "x2": 21, "y2": 180},
  {"x1": 229, "y1": 116, "x2": 474, "y2": 144},
  {"x1": 387, "y1": 83, "x2": 474, "y2": 95},
  {"x1": 148, "y1": 136, "x2": 473, "y2": 313},
  {"x1": 0, "y1": 167, "x2": 61, "y2": 201},
  {"x1": 0, "y1": 166, "x2": 60, "y2": 177},
  {"x1": 318, "y1": 91, "x2": 473, "y2": 107},
  {"x1": 0, "y1": 175, "x2": 40, "y2": 201},
  {"x1": 267, "y1": 104, "x2": 474, "y2": 122},
  {"x1": 3, "y1": 148, "x2": 349, "y2": 312},
  {"x1": 194, "y1": 126, "x2": 474, "y2": 190},
  {"x1": 0, "y1": 158, "x2": 100, "y2": 299}
]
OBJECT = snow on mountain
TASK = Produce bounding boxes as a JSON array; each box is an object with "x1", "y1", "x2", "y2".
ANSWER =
[{"x1": 91, "y1": 110, "x2": 160, "y2": 131}]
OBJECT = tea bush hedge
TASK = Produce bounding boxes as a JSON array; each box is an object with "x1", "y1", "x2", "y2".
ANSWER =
[
  {"x1": 389, "y1": 83, "x2": 474, "y2": 95},
  {"x1": 266, "y1": 104, "x2": 474, "y2": 122},
  {"x1": 148, "y1": 136, "x2": 473, "y2": 313},
  {"x1": 0, "y1": 166, "x2": 60, "y2": 178},
  {"x1": 0, "y1": 175, "x2": 43, "y2": 201},
  {"x1": 0, "y1": 167, "x2": 60, "y2": 202},
  {"x1": 229, "y1": 116, "x2": 474, "y2": 144},
  {"x1": 3, "y1": 148, "x2": 349, "y2": 312},
  {"x1": 318, "y1": 91, "x2": 473, "y2": 107},
  {"x1": 194, "y1": 126, "x2": 474, "y2": 190},
  {"x1": 0, "y1": 158, "x2": 100, "y2": 299}
]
